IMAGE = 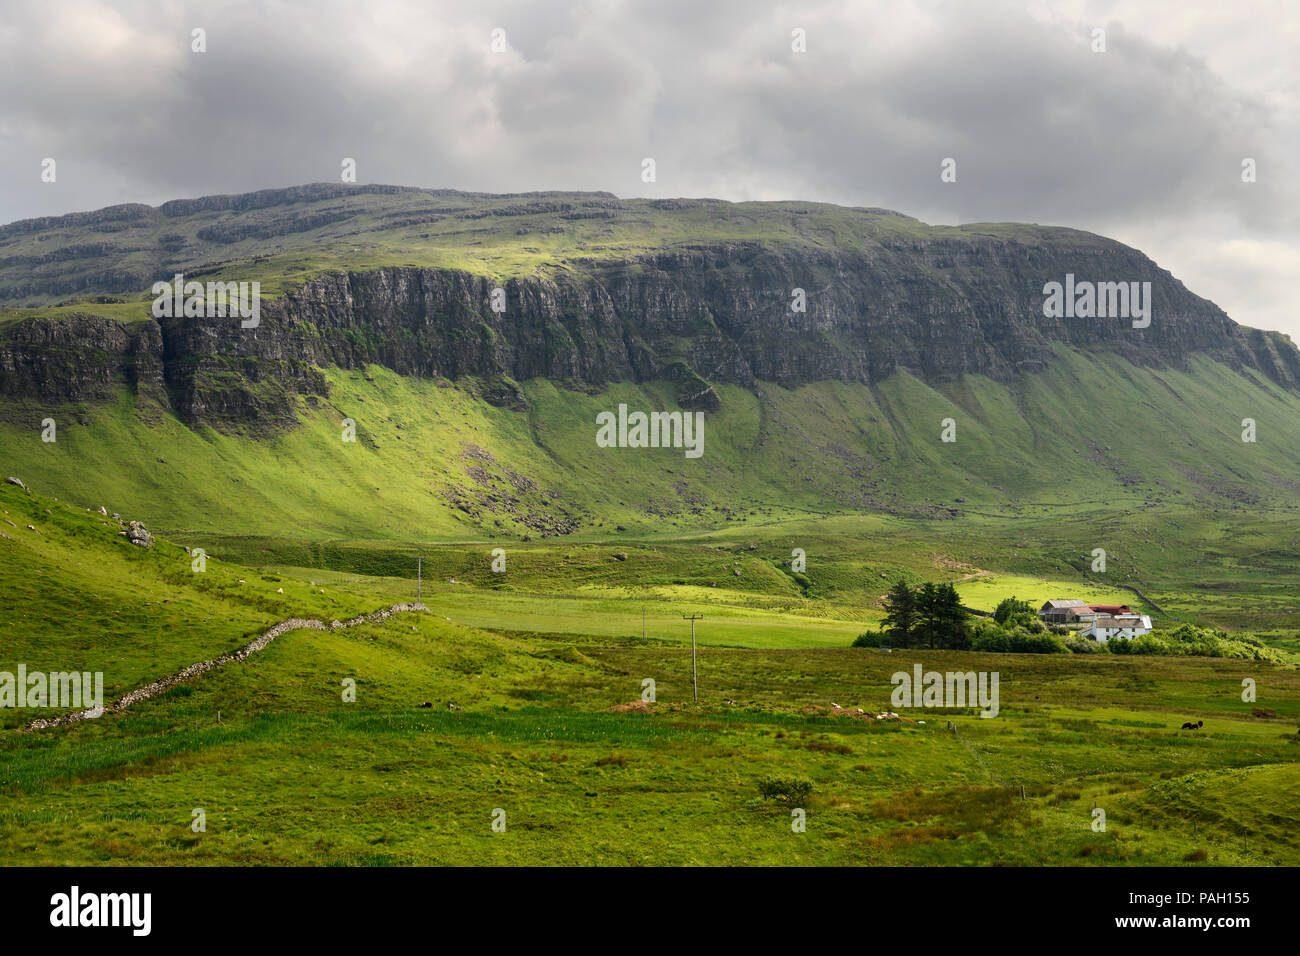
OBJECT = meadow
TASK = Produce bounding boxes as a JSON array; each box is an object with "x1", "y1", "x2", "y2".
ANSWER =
[{"x1": 2, "y1": 480, "x2": 1297, "y2": 866}]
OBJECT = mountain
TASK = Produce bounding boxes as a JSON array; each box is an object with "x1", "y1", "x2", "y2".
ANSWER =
[
  {"x1": 1, "y1": 183, "x2": 1298, "y2": 540},
  {"x1": 6, "y1": 187, "x2": 1298, "y2": 872}
]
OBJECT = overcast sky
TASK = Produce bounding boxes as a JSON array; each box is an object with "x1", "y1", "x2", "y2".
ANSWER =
[{"x1": 2, "y1": 0, "x2": 1295, "y2": 339}]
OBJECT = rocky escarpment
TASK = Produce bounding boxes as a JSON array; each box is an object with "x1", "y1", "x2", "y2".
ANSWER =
[
  {"x1": 2, "y1": 214, "x2": 1298, "y2": 431},
  {"x1": 0, "y1": 313, "x2": 154, "y2": 404}
]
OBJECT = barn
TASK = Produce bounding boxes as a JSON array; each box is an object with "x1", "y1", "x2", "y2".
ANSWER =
[{"x1": 1039, "y1": 599, "x2": 1089, "y2": 624}]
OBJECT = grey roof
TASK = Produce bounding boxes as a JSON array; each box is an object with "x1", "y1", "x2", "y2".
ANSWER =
[
  {"x1": 1090, "y1": 616, "x2": 1147, "y2": 629},
  {"x1": 1041, "y1": 599, "x2": 1089, "y2": 609}
]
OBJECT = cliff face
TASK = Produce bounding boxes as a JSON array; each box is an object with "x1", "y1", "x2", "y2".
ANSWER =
[
  {"x1": 0, "y1": 313, "x2": 163, "y2": 406},
  {"x1": 270, "y1": 239, "x2": 1300, "y2": 391},
  {"x1": 2, "y1": 192, "x2": 1298, "y2": 431}
]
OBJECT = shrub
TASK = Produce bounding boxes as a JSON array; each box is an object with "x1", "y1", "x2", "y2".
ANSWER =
[
  {"x1": 1129, "y1": 633, "x2": 1174, "y2": 656},
  {"x1": 1008, "y1": 627, "x2": 1069, "y2": 654},
  {"x1": 1062, "y1": 634, "x2": 1105, "y2": 654},
  {"x1": 971, "y1": 621, "x2": 1068, "y2": 654},
  {"x1": 1108, "y1": 627, "x2": 1285, "y2": 661},
  {"x1": 852, "y1": 629, "x2": 885, "y2": 648},
  {"x1": 757, "y1": 775, "x2": 813, "y2": 802},
  {"x1": 971, "y1": 621, "x2": 1012, "y2": 652}
]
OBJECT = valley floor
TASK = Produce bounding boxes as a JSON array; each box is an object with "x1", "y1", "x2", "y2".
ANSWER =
[
  {"x1": 2, "y1": 483, "x2": 1298, "y2": 866},
  {"x1": 3, "y1": 626, "x2": 1298, "y2": 866}
]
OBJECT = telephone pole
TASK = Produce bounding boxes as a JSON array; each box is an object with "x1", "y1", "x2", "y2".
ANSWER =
[
  {"x1": 417, "y1": 556, "x2": 422, "y2": 605},
  {"x1": 683, "y1": 614, "x2": 703, "y2": 701}
]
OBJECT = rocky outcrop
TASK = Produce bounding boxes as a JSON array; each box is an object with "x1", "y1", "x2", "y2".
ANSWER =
[
  {"x1": 122, "y1": 520, "x2": 153, "y2": 548},
  {"x1": 0, "y1": 313, "x2": 165, "y2": 407}
]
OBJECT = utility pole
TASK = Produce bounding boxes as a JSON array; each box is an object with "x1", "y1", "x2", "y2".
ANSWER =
[
  {"x1": 642, "y1": 606, "x2": 646, "y2": 640},
  {"x1": 683, "y1": 614, "x2": 703, "y2": 701},
  {"x1": 417, "y1": 556, "x2": 422, "y2": 605}
]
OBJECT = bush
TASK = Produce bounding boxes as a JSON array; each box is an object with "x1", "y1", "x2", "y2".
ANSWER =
[
  {"x1": 852, "y1": 629, "x2": 886, "y2": 648},
  {"x1": 1105, "y1": 627, "x2": 1283, "y2": 662},
  {"x1": 972, "y1": 623, "x2": 1012, "y2": 653},
  {"x1": 1009, "y1": 629, "x2": 1069, "y2": 654},
  {"x1": 757, "y1": 775, "x2": 813, "y2": 803},
  {"x1": 1129, "y1": 633, "x2": 1174, "y2": 656},
  {"x1": 1062, "y1": 634, "x2": 1105, "y2": 654},
  {"x1": 971, "y1": 620, "x2": 1069, "y2": 654}
]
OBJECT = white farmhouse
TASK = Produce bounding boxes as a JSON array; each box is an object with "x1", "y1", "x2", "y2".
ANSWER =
[{"x1": 1082, "y1": 614, "x2": 1153, "y2": 643}]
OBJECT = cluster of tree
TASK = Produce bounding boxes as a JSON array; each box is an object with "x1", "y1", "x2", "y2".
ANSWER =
[
  {"x1": 993, "y1": 596, "x2": 1035, "y2": 627},
  {"x1": 969, "y1": 595, "x2": 1069, "y2": 653},
  {"x1": 853, "y1": 593, "x2": 1286, "y2": 662},
  {"x1": 861, "y1": 581, "x2": 972, "y2": 649}
]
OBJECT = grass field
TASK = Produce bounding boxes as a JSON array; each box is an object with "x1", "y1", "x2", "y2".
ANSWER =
[{"x1": 2, "y1": 481, "x2": 1298, "y2": 865}]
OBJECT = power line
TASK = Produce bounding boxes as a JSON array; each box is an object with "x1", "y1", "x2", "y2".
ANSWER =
[{"x1": 683, "y1": 614, "x2": 703, "y2": 701}]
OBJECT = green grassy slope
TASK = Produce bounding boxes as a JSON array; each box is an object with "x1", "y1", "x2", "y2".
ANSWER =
[
  {"x1": 2, "y1": 349, "x2": 1297, "y2": 539},
  {"x1": 0, "y1": 482, "x2": 385, "y2": 731},
  {"x1": 2, "y1": 345, "x2": 1295, "y2": 641},
  {"x1": 2, "y1": 487, "x2": 1296, "y2": 866}
]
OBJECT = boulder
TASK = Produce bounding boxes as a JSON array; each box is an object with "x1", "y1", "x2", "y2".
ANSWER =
[
  {"x1": 125, "y1": 520, "x2": 154, "y2": 548},
  {"x1": 5, "y1": 477, "x2": 26, "y2": 490}
]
